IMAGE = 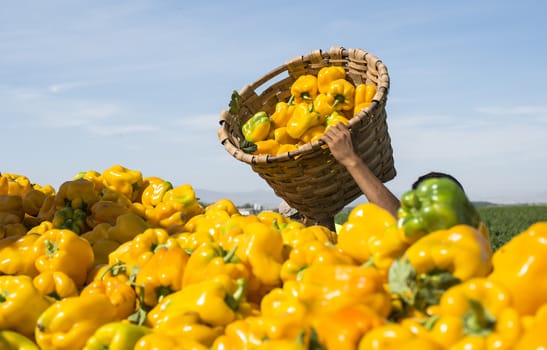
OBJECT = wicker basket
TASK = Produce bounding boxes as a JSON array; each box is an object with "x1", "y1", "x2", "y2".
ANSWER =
[{"x1": 218, "y1": 46, "x2": 396, "y2": 224}]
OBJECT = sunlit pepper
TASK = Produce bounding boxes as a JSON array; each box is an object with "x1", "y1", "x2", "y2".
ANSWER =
[
  {"x1": 242, "y1": 111, "x2": 272, "y2": 143},
  {"x1": 317, "y1": 66, "x2": 346, "y2": 94},
  {"x1": 233, "y1": 221, "x2": 284, "y2": 288},
  {"x1": 336, "y1": 202, "x2": 397, "y2": 264},
  {"x1": 0, "y1": 329, "x2": 40, "y2": 350},
  {"x1": 0, "y1": 173, "x2": 32, "y2": 196},
  {"x1": 326, "y1": 78, "x2": 355, "y2": 111},
  {"x1": 515, "y1": 305, "x2": 547, "y2": 350},
  {"x1": 35, "y1": 294, "x2": 118, "y2": 350},
  {"x1": 299, "y1": 124, "x2": 325, "y2": 144},
  {"x1": 388, "y1": 225, "x2": 492, "y2": 313},
  {"x1": 106, "y1": 211, "x2": 150, "y2": 244},
  {"x1": 146, "y1": 275, "x2": 249, "y2": 345},
  {"x1": 358, "y1": 323, "x2": 442, "y2": 350},
  {"x1": 488, "y1": 221, "x2": 547, "y2": 315},
  {"x1": 290, "y1": 74, "x2": 318, "y2": 104},
  {"x1": 353, "y1": 83, "x2": 377, "y2": 116},
  {"x1": 427, "y1": 278, "x2": 522, "y2": 349},
  {"x1": 270, "y1": 101, "x2": 296, "y2": 129},
  {"x1": 0, "y1": 233, "x2": 41, "y2": 276},
  {"x1": 312, "y1": 93, "x2": 335, "y2": 122},
  {"x1": 313, "y1": 303, "x2": 385, "y2": 350},
  {"x1": 291, "y1": 264, "x2": 392, "y2": 318},
  {"x1": 32, "y1": 270, "x2": 79, "y2": 300},
  {"x1": 134, "y1": 244, "x2": 190, "y2": 308},
  {"x1": 134, "y1": 331, "x2": 209, "y2": 350},
  {"x1": 73, "y1": 170, "x2": 104, "y2": 191},
  {"x1": 273, "y1": 126, "x2": 298, "y2": 146},
  {"x1": 0, "y1": 275, "x2": 52, "y2": 339},
  {"x1": 83, "y1": 322, "x2": 152, "y2": 350},
  {"x1": 101, "y1": 164, "x2": 144, "y2": 202},
  {"x1": 140, "y1": 177, "x2": 173, "y2": 208},
  {"x1": 252, "y1": 139, "x2": 280, "y2": 155},
  {"x1": 280, "y1": 240, "x2": 354, "y2": 282},
  {"x1": 33, "y1": 228, "x2": 95, "y2": 287},
  {"x1": 324, "y1": 110, "x2": 350, "y2": 130},
  {"x1": 80, "y1": 275, "x2": 136, "y2": 320},
  {"x1": 182, "y1": 242, "x2": 250, "y2": 287},
  {"x1": 286, "y1": 102, "x2": 322, "y2": 139}
]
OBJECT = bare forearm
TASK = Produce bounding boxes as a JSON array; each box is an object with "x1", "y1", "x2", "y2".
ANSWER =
[{"x1": 343, "y1": 154, "x2": 400, "y2": 218}]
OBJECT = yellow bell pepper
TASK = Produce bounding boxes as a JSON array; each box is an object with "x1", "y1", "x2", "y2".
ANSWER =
[
  {"x1": 326, "y1": 78, "x2": 355, "y2": 111},
  {"x1": 0, "y1": 195, "x2": 24, "y2": 220},
  {"x1": 290, "y1": 264, "x2": 392, "y2": 319},
  {"x1": 276, "y1": 143, "x2": 299, "y2": 155},
  {"x1": 174, "y1": 230, "x2": 215, "y2": 254},
  {"x1": 33, "y1": 228, "x2": 95, "y2": 288},
  {"x1": 145, "y1": 184, "x2": 203, "y2": 231},
  {"x1": 252, "y1": 139, "x2": 280, "y2": 155},
  {"x1": 286, "y1": 102, "x2": 322, "y2": 139},
  {"x1": 270, "y1": 101, "x2": 296, "y2": 129},
  {"x1": 515, "y1": 305, "x2": 547, "y2": 350},
  {"x1": 353, "y1": 83, "x2": 377, "y2": 115},
  {"x1": 336, "y1": 202, "x2": 397, "y2": 264},
  {"x1": 358, "y1": 323, "x2": 442, "y2": 350},
  {"x1": 0, "y1": 275, "x2": 52, "y2": 339},
  {"x1": 146, "y1": 275, "x2": 249, "y2": 345},
  {"x1": 134, "y1": 244, "x2": 189, "y2": 308},
  {"x1": 242, "y1": 111, "x2": 272, "y2": 143},
  {"x1": 317, "y1": 66, "x2": 346, "y2": 94},
  {"x1": 0, "y1": 233, "x2": 41, "y2": 276},
  {"x1": 182, "y1": 242, "x2": 250, "y2": 288},
  {"x1": 87, "y1": 199, "x2": 134, "y2": 228},
  {"x1": 280, "y1": 240, "x2": 354, "y2": 282},
  {"x1": 80, "y1": 275, "x2": 136, "y2": 320},
  {"x1": 232, "y1": 221, "x2": 284, "y2": 291},
  {"x1": 140, "y1": 177, "x2": 173, "y2": 208},
  {"x1": 0, "y1": 173, "x2": 32, "y2": 196},
  {"x1": 35, "y1": 294, "x2": 118, "y2": 350},
  {"x1": 205, "y1": 198, "x2": 240, "y2": 216},
  {"x1": 324, "y1": 110, "x2": 350, "y2": 130},
  {"x1": 73, "y1": 170, "x2": 104, "y2": 191},
  {"x1": 313, "y1": 303, "x2": 385, "y2": 350},
  {"x1": 22, "y1": 188, "x2": 48, "y2": 217},
  {"x1": 427, "y1": 278, "x2": 522, "y2": 349},
  {"x1": 290, "y1": 74, "x2": 318, "y2": 104},
  {"x1": 299, "y1": 124, "x2": 325, "y2": 143},
  {"x1": 216, "y1": 214, "x2": 260, "y2": 251},
  {"x1": 54, "y1": 179, "x2": 100, "y2": 210},
  {"x1": 101, "y1": 164, "x2": 144, "y2": 202},
  {"x1": 272, "y1": 126, "x2": 298, "y2": 146},
  {"x1": 105, "y1": 211, "x2": 149, "y2": 244},
  {"x1": 488, "y1": 221, "x2": 547, "y2": 316},
  {"x1": 0, "y1": 329, "x2": 40, "y2": 350},
  {"x1": 388, "y1": 224, "x2": 492, "y2": 313},
  {"x1": 134, "y1": 330, "x2": 209, "y2": 350},
  {"x1": 83, "y1": 322, "x2": 152, "y2": 350},
  {"x1": 107, "y1": 227, "x2": 173, "y2": 274},
  {"x1": 32, "y1": 271, "x2": 79, "y2": 300},
  {"x1": 312, "y1": 93, "x2": 335, "y2": 122}
]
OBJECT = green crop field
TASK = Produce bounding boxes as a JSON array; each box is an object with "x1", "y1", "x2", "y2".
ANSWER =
[{"x1": 478, "y1": 204, "x2": 547, "y2": 251}]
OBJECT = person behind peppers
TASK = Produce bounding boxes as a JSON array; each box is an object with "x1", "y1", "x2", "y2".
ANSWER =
[{"x1": 319, "y1": 123, "x2": 467, "y2": 222}]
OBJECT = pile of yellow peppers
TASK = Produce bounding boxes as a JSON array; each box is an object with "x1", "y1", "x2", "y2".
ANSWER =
[
  {"x1": 240, "y1": 66, "x2": 378, "y2": 155},
  {"x1": 1, "y1": 166, "x2": 547, "y2": 349}
]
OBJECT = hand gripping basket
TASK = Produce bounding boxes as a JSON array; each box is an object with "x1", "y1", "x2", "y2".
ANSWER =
[{"x1": 218, "y1": 46, "x2": 396, "y2": 224}]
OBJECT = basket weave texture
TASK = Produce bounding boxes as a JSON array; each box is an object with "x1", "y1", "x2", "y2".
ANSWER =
[{"x1": 218, "y1": 46, "x2": 396, "y2": 224}]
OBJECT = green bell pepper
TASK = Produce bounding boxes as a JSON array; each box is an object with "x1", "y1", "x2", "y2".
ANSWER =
[
  {"x1": 52, "y1": 206, "x2": 88, "y2": 234},
  {"x1": 83, "y1": 322, "x2": 152, "y2": 350},
  {"x1": 241, "y1": 111, "x2": 271, "y2": 142},
  {"x1": 397, "y1": 177, "x2": 481, "y2": 241}
]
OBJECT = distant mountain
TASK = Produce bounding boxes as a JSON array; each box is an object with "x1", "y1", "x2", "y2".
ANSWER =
[{"x1": 195, "y1": 188, "x2": 282, "y2": 209}]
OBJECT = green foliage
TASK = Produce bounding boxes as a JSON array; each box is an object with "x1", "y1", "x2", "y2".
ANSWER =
[{"x1": 478, "y1": 205, "x2": 547, "y2": 251}]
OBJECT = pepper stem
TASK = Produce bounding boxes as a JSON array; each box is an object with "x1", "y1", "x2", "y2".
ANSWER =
[
  {"x1": 225, "y1": 278, "x2": 247, "y2": 311},
  {"x1": 223, "y1": 245, "x2": 238, "y2": 263},
  {"x1": 463, "y1": 298, "x2": 496, "y2": 336}
]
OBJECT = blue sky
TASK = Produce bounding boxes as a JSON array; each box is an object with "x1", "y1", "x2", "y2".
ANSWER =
[{"x1": 2, "y1": 0, "x2": 547, "y2": 205}]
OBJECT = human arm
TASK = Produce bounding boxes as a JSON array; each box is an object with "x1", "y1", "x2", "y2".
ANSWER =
[{"x1": 319, "y1": 123, "x2": 400, "y2": 218}]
